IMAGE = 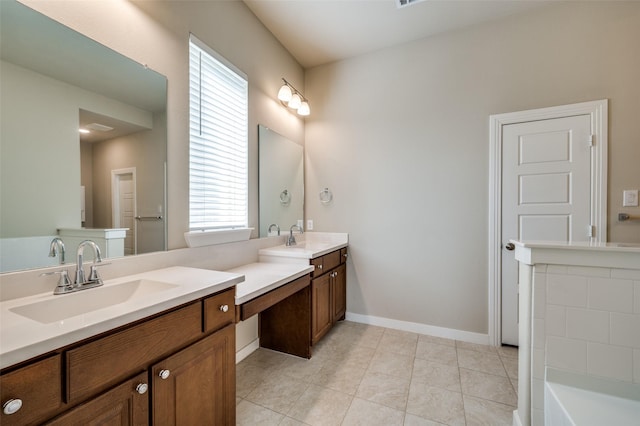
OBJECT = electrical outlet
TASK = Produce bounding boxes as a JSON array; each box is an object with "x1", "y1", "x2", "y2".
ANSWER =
[
  {"x1": 297, "y1": 219, "x2": 304, "y2": 230},
  {"x1": 307, "y1": 219, "x2": 314, "y2": 230},
  {"x1": 623, "y1": 190, "x2": 639, "y2": 207}
]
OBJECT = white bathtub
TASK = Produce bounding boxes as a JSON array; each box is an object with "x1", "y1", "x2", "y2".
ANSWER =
[{"x1": 544, "y1": 373, "x2": 640, "y2": 426}]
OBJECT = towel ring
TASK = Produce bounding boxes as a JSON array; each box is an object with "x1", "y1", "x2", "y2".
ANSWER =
[
  {"x1": 280, "y1": 189, "x2": 291, "y2": 205},
  {"x1": 319, "y1": 188, "x2": 333, "y2": 204}
]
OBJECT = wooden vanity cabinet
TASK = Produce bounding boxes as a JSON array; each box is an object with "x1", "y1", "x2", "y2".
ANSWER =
[
  {"x1": 44, "y1": 372, "x2": 149, "y2": 426},
  {"x1": 0, "y1": 286, "x2": 236, "y2": 425},
  {"x1": 0, "y1": 354, "x2": 63, "y2": 426},
  {"x1": 311, "y1": 248, "x2": 347, "y2": 345}
]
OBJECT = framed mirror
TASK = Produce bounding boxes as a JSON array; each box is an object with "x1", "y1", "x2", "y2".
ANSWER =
[
  {"x1": 0, "y1": 1, "x2": 168, "y2": 272},
  {"x1": 258, "y1": 125, "x2": 304, "y2": 237}
]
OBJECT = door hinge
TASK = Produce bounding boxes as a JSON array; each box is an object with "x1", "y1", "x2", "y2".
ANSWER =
[
  {"x1": 587, "y1": 225, "x2": 595, "y2": 238},
  {"x1": 588, "y1": 134, "x2": 595, "y2": 147}
]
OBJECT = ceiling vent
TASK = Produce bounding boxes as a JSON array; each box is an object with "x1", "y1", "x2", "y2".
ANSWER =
[{"x1": 396, "y1": 0, "x2": 426, "y2": 9}]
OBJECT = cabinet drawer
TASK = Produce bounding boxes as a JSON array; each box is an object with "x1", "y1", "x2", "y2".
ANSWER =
[
  {"x1": 66, "y1": 302, "x2": 202, "y2": 403},
  {"x1": 340, "y1": 247, "x2": 348, "y2": 264},
  {"x1": 204, "y1": 287, "x2": 235, "y2": 333},
  {"x1": 310, "y1": 249, "x2": 341, "y2": 278},
  {"x1": 0, "y1": 354, "x2": 62, "y2": 426}
]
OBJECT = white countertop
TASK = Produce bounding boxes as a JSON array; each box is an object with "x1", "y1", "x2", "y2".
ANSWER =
[
  {"x1": 0, "y1": 266, "x2": 244, "y2": 369},
  {"x1": 228, "y1": 262, "x2": 315, "y2": 305},
  {"x1": 512, "y1": 240, "x2": 640, "y2": 269},
  {"x1": 259, "y1": 232, "x2": 348, "y2": 260}
]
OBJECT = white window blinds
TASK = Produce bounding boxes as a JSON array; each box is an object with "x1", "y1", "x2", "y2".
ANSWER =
[{"x1": 189, "y1": 35, "x2": 248, "y2": 231}]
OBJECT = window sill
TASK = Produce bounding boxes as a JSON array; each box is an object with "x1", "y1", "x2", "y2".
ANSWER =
[{"x1": 184, "y1": 228, "x2": 253, "y2": 248}]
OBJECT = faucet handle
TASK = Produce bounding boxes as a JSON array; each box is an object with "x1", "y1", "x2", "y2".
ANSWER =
[
  {"x1": 88, "y1": 262, "x2": 111, "y2": 283},
  {"x1": 40, "y1": 270, "x2": 72, "y2": 294}
]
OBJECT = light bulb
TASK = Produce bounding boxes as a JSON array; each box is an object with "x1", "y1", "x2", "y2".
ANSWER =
[
  {"x1": 277, "y1": 84, "x2": 292, "y2": 102},
  {"x1": 297, "y1": 101, "x2": 310, "y2": 116},
  {"x1": 288, "y1": 93, "x2": 302, "y2": 109}
]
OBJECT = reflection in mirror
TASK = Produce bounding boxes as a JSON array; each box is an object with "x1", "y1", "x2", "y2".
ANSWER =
[
  {"x1": 258, "y1": 125, "x2": 304, "y2": 237},
  {"x1": 0, "y1": 1, "x2": 167, "y2": 272}
]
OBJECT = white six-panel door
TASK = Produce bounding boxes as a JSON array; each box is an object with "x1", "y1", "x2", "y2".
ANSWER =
[{"x1": 501, "y1": 115, "x2": 593, "y2": 345}]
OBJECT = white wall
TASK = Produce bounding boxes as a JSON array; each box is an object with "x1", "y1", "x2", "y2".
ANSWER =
[{"x1": 304, "y1": 2, "x2": 640, "y2": 335}]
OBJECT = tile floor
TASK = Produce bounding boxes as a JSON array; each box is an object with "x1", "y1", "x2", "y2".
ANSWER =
[{"x1": 236, "y1": 321, "x2": 518, "y2": 425}]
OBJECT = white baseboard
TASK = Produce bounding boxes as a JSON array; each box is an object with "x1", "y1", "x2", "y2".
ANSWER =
[
  {"x1": 236, "y1": 338, "x2": 260, "y2": 364},
  {"x1": 512, "y1": 410, "x2": 522, "y2": 426},
  {"x1": 345, "y1": 312, "x2": 490, "y2": 345}
]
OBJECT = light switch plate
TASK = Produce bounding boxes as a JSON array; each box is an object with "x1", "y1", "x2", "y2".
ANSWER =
[
  {"x1": 307, "y1": 219, "x2": 314, "y2": 230},
  {"x1": 623, "y1": 190, "x2": 639, "y2": 207}
]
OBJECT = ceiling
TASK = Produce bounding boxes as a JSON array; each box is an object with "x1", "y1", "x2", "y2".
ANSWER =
[{"x1": 244, "y1": 0, "x2": 553, "y2": 69}]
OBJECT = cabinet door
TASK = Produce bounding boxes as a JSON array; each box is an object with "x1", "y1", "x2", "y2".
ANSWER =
[
  {"x1": 45, "y1": 372, "x2": 148, "y2": 426},
  {"x1": 311, "y1": 274, "x2": 332, "y2": 344},
  {"x1": 152, "y1": 324, "x2": 235, "y2": 426},
  {"x1": 332, "y1": 264, "x2": 347, "y2": 323}
]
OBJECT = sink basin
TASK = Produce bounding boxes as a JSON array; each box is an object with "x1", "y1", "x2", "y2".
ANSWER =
[{"x1": 10, "y1": 279, "x2": 179, "y2": 324}]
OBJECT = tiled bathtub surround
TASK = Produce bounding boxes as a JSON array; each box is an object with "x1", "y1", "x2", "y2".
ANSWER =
[
  {"x1": 236, "y1": 321, "x2": 518, "y2": 425},
  {"x1": 531, "y1": 264, "x2": 640, "y2": 423},
  {"x1": 514, "y1": 241, "x2": 640, "y2": 426}
]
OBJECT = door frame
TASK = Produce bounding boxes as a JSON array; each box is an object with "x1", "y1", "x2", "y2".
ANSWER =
[
  {"x1": 488, "y1": 99, "x2": 608, "y2": 346},
  {"x1": 111, "y1": 167, "x2": 137, "y2": 254}
]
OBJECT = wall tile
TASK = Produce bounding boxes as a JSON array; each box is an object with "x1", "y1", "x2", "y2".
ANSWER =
[
  {"x1": 634, "y1": 282, "x2": 640, "y2": 314},
  {"x1": 566, "y1": 308, "x2": 609, "y2": 343},
  {"x1": 546, "y1": 336, "x2": 587, "y2": 372},
  {"x1": 532, "y1": 378, "x2": 544, "y2": 410},
  {"x1": 587, "y1": 343, "x2": 633, "y2": 382},
  {"x1": 533, "y1": 318, "x2": 545, "y2": 349},
  {"x1": 545, "y1": 305, "x2": 566, "y2": 337},
  {"x1": 547, "y1": 274, "x2": 587, "y2": 307},
  {"x1": 533, "y1": 348, "x2": 545, "y2": 379},
  {"x1": 611, "y1": 269, "x2": 640, "y2": 280},
  {"x1": 634, "y1": 349, "x2": 640, "y2": 384},
  {"x1": 610, "y1": 313, "x2": 640, "y2": 348},
  {"x1": 567, "y1": 266, "x2": 610, "y2": 278},
  {"x1": 588, "y1": 277, "x2": 633, "y2": 313},
  {"x1": 535, "y1": 264, "x2": 548, "y2": 273}
]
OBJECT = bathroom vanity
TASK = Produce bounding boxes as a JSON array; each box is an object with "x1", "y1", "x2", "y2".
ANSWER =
[{"x1": 0, "y1": 267, "x2": 242, "y2": 425}]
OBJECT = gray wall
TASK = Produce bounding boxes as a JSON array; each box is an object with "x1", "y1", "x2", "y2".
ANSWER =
[{"x1": 304, "y1": 2, "x2": 640, "y2": 334}]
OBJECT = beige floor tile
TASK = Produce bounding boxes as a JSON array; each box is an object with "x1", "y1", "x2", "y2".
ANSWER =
[
  {"x1": 312, "y1": 363, "x2": 367, "y2": 395},
  {"x1": 417, "y1": 334, "x2": 456, "y2": 347},
  {"x1": 356, "y1": 370, "x2": 410, "y2": 411},
  {"x1": 511, "y1": 378, "x2": 519, "y2": 396},
  {"x1": 237, "y1": 362, "x2": 274, "y2": 398},
  {"x1": 236, "y1": 399, "x2": 284, "y2": 425},
  {"x1": 463, "y1": 395, "x2": 514, "y2": 426},
  {"x1": 497, "y1": 345, "x2": 519, "y2": 359},
  {"x1": 275, "y1": 354, "x2": 326, "y2": 382},
  {"x1": 324, "y1": 344, "x2": 375, "y2": 370},
  {"x1": 342, "y1": 398, "x2": 405, "y2": 426},
  {"x1": 368, "y1": 349, "x2": 415, "y2": 379},
  {"x1": 378, "y1": 331, "x2": 419, "y2": 356},
  {"x1": 279, "y1": 417, "x2": 310, "y2": 426},
  {"x1": 501, "y1": 356, "x2": 518, "y2": 380},
  {"x1": 406, "y1": 381, "x2": 465, "y2": 426},
  {"x1": 455, "y1": 341, "x2": 497, "y2": 354},
  {"x1": 288, "y1": 384, "x2": 353, "y2": 426},
  {"x1": 459, "y1": 368, "x2": 517, "y2": 407},
  {"x1": 244, "y1": 348, "x2": 291, "y2": 369},
  {"x1": 403, "y1": 413, "x2": 446, "y2": 425},
  {"x1": 457, "y1": 348, "x2": 507, "y2": 377},
  {"x1": 415, "y1": 341, "x2": 458, "y2": 366},
  {"x1": 411, "y1": 358, "x2": 461, "y2": 392},
  {"x1": 245, "y1": 373, "x2": 309, "y2": 414}
]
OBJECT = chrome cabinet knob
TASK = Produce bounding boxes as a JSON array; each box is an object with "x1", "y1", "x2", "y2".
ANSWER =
[
  {"x1": 3, "y1": 399, "x2": 23, "y2": 415},
  {"x1": 317, "y1": 264, "x2": 323, "y2": 270},
  {"x1": 135, "y1": 383, "x2": 148, "y2": 394},
  {"x1": 219, "y1": 304, "x2": 229, "y2": 313},
  {"x1": 159, "y1": 369, "x2": 171, "y2": 380},
  {"x1": 343, "y1": 253, "x2": 348, "y2": 258},
  {"x1": 505, "y1": 242, "x2": 515, "y2": 251}
]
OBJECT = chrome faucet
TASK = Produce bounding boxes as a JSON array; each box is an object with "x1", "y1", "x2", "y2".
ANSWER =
[
  {"x1": 268, "y1": 223, "x2": 280, "y2": 236},
  {"x1": 75, "y1": 240, "x2": 103, "y2": 286},
  {"x1": 286, "y1": 224, "x2": 303, "y2": 246},
  {"x1": 48, "y1": 237, "x2": 66, "y2": 265}
]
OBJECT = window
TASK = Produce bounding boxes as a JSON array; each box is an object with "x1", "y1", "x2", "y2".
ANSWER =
[{"x1": 189, "y1": 35, "x2": 248, "y2": 231}]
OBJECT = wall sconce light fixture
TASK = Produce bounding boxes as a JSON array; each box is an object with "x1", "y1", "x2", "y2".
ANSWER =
[{"x1": 277, "y1": 78, "x2": 310, "y2": 116}]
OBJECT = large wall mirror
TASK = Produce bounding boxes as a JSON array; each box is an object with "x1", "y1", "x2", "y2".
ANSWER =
[
  {"x1": 258, "y1": 125, "x2": 304, "y2": 237},
  {"x1": 0, "y1": 1, "x2": 168, "y2": 272}
]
